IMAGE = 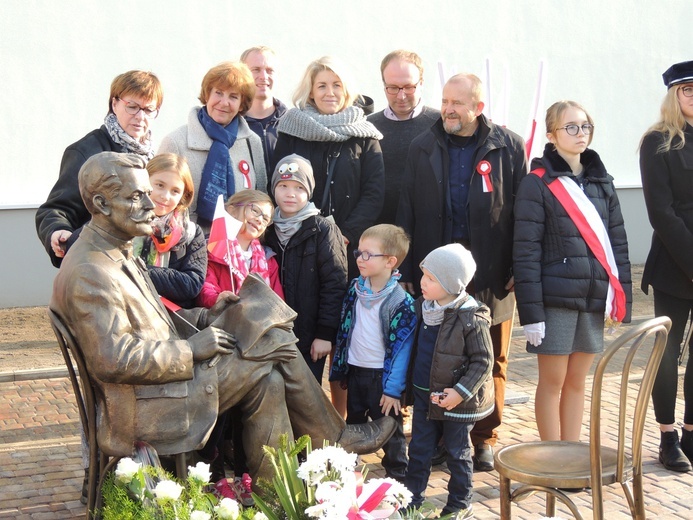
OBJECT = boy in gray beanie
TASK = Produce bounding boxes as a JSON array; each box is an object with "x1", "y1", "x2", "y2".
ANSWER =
[{"x1": 404, "y1": 243, "x2": 494, "y2": 519}]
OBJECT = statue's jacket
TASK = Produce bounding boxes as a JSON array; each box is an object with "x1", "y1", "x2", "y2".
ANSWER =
[{"x1": 50, "y1": 223, "x2": 218, "y2": 455}]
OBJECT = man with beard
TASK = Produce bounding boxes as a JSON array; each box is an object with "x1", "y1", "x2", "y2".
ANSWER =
[
  {"x1": 241, "y1": 46, "x2": 287, "y2": 174},
  {"x1": 50, "y1": 151, "x2": 396, "y2": 481},
  {"x1": 396, "y1": 73, "x2": 527, "y2": 471}
]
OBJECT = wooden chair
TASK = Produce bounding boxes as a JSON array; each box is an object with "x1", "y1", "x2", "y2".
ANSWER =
[
  {"x1": 493, "y1": 316, "x2": 671, "y2": 520},
  {"x1": 48, "y1": 309, "x2": 187, "y2": 519}
]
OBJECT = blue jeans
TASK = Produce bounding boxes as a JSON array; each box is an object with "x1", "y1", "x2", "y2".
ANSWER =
[
  {"x1": 405, "y1": 387, "x2": 474, "y2": 511},
  {"x1": 347, "y1": 365, "x2": 408, "y2": 479}
]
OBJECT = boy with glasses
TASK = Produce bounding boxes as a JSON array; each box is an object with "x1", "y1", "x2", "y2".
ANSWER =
[{"x1": 330, "y1": 224, "x2": 417, "y2": 481}]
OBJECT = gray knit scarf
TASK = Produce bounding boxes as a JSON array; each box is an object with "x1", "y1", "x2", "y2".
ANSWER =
[
  {"x1": 272, "y1": 202, "x2": 321, "y2": 247},
  {"x1": 421, "y1": 292, "x2": 471, "y2": 326},
  {"x1": 104, "y1": 113, "x2": 154, "y2": 159},
  {"x1": 277, "y1": 105, "x2": 383, "y2": 142}
]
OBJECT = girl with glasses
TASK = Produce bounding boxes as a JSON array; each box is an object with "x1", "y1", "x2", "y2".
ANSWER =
[{"x1": 513, "y1": 100, "x2": 632, "y2": 442}]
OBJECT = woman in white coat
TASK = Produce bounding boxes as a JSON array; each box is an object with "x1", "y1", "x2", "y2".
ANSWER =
[{"x1": 159, "y1": 61, "x2": 267, "y2": 230}]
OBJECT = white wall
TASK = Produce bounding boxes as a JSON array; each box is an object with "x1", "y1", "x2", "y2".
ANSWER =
[
  {"x1": 0, "y1": 0, "x2": 688, "y2": 307},
  {"x1": 2, "y1": 0, "x2": 690, "y2": 207}
]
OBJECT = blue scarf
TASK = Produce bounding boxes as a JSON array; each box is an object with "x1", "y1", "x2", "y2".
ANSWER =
[
  {"x1": 354, "y1": 270, "x2": 401, "y2": 309},
  {"x1": 196, "y1": 107, "x2": 239, "y2": 223}
]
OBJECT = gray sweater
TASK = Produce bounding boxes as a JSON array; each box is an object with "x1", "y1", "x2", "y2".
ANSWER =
[{"x1": 368, "y1": 106, "x2": 440, "y2": 224}]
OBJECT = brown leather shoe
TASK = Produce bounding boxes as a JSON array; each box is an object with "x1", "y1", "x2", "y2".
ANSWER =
[{"x1": 337, "y1": 416, "x2": 397, "y2": 454}]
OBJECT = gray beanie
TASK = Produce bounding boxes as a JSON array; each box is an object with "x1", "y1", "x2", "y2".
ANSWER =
[
  {"x1": 271, "y1": 154, "x2": 315, "y2": 199},
  {"x1": 420, "y1": 243, "x2": 476, "y2": 295}
]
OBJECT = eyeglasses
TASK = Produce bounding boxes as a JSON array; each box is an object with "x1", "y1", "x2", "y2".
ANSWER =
[
  {"x1": 117, "y1": 98, "x2": 159, "y2": 119},
  {"x1": 240, "y1": 203, "x2": 271, "y2": 225},
  {"x1": 384, "y1": 84, "x2": 419, "y2": 95},
  {"x1": 558, "y1": 123, "x2": 594, "y2": 136},
  {"x1": 353, "y1": 250, "x2": 389, "y2": 261},
  {"x1": 679, "y1": 86, "x2": 693, "y2": 98}
]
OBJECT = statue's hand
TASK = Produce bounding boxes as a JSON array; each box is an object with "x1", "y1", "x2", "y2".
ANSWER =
[
  {"x1": 189, "y1": 326, "x2": 236, "y2": 362},
  {"x1": 205, "y1": 292, "x2": 240, "y2": 327}
]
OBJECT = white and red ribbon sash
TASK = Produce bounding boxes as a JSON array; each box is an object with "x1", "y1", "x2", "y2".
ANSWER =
[
  {"x1": 476, "y1": 160, "x2": 493, "y2": 192},
  {"x1": 532, "y1": 168, "x2": 626, "y2": 322}
]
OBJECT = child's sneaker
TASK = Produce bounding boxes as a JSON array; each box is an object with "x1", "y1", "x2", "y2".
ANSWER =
[
  {"x1": 213, "y1": 478, "x2": 237, "y2": 501},
  {"x1": 232, "y1": 473, "x2": 254, "y2": 507}
]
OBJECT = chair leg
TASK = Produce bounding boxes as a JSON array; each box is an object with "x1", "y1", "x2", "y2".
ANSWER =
[
  {"x1": 499, "y1": 475, "x2": 512, "y2": 519},
  {"x1": 176, "y1": 452, "x2": 188, "y2": 479},
  {"x1": 545, "y1": 492, "x2": 556, "y2": 517}
]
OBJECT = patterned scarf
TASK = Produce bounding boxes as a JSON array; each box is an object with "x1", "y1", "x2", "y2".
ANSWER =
[
  {"x1": 227, "y1": 239, "x2": 271, "y2": 292},
  {"x1": 277, "y1": 105, "x2": 383, "y2": 143},
  {"x1": 354, "y1": 271, "x2": 401, "y2": 309},
  {"x1": 421, "y1": 291, "x2": 470, "y2": 326},
  {"x1": 104, "y1": 113, "x2": 154, "y2": 159},
  {"x1": 196, "y1": 107, "x2": 239, "y2": 223},
  {"x1": 272, "y1": 202, "x2": 321, "y2": 247},
  {"x1": 133, "y1": 209, "x2": 191, "y2": 267}
]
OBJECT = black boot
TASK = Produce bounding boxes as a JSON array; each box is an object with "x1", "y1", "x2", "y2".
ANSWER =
[
  {"x1": 659, "y1": 430, "x2": 692, "y2": 472},
  {"x1": 681, "y1": 428, "x2": 693, "y2": 463}
]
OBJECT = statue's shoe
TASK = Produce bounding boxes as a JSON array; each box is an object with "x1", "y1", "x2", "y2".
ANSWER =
[{"x1": 337, "y1": 416, "x2": 397, "y2": 454}]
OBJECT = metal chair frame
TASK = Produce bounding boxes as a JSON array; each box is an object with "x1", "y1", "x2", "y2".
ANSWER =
[
  {"x1": 494, "y1": 316, "x2": 672, "y2": 520},
  {"x1": 48, "y1": 309, "x2": 187, "y2": 519}
]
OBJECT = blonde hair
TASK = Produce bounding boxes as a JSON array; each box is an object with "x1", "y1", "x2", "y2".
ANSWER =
[
  {"x1": 225, "y1": 190, "x2": 274, "y2": 226},
  {"x1": 360, "y1": 224, "x2": 410, "y2": 269},
  {"x1": 640, "y1": 86, "x2": 687, "y2": 153},
  {"x1": 240, "y1": 46, "x2": 275, "y2": 62},
  {"x1": 292, "y1": 56, "x2": 358, "y2": 111},
  {"x1": 545, "y1": 100, "x2": 595, "y2": 147},
  {"x1": 146, "y1": 154, "x2": 195, "y2": 210}
]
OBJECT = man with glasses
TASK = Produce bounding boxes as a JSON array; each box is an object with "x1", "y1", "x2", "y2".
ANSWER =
[
  {"x1": 241, "y1": 46, "x2": 287, "y2": 175},
  {"x1": 397, "y1": 73, "x2": 527, "y2": 472},
  {"x1": 368, "y1": 50, "x2": 440, "y2": 224}
]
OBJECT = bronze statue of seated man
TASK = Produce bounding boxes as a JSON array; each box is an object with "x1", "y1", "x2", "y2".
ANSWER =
[{"x1": 50, "y1": 151, "x2": 396, "y2": 479}]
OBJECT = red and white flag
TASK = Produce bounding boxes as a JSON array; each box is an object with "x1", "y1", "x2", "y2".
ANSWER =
[{"x1": 207, "y1": 195, "x2": 242, "y2": 265}]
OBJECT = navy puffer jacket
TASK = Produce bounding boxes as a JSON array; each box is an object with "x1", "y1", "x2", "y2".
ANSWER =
[{"x1": 513, "y1": 145, "x2": 632, "y2": 325}]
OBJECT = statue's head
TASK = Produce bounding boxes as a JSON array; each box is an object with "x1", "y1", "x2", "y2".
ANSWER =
[{"x1": 78, "y1": 152, "x2": 155, "y2": 240}]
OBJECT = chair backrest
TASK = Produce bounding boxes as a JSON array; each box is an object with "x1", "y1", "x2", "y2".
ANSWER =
[
  {"x1": 47, "y1": 308, "x2": 98, "y2": 465},
  {"x1": 589, "y1": 316, "x2": 671, "y2": 518}
]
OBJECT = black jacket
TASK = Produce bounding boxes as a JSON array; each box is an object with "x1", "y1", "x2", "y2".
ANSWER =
[
  {"x1": 144, "y1": 224, "x2": 207, "y2": 309},
  {"x1": 264, "y1": 215, "x2": 348, "y2": 354},
  {"x1": 640, "y1": 124, "x2": 693, "y2": 299},
  {"x1": 513, "y1": 145, "x2": 632, "y2": 325},
  {"x1": 36, "y1": 126, "x2": 123, "y2": 267},
  {"x1": 396, "y1": 114, "x2": 527, "y2": 324},
  {"x1": 244, "y1": 98, "x2": 288, "y2": 173}
]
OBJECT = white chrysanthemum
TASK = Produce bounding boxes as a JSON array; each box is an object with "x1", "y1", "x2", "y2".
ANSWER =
[
  {"x1": 188, "y1": 461, "x2": 212, "y2": 483},
  {"x1": 153, "y1": 479, "x2": 184, "y2": 502},
  {"x1": 361, "y1": 478, "x2": 412, "y2": 508},
  {"x1": 190, "y1": 511, "x2": 212, "y2": 520},
  {"x1": 297, "y1": 446, "x2": 357, "y2": 485},
  {"x1": 114, "y1": 457, "x2": 142, "y2": 483},
  {"x1": 252, "y1": 512, "x2": 269, "y2": 520},
  {"x1": 215, "y1": 497, "x2": 240, "y2": 519}
]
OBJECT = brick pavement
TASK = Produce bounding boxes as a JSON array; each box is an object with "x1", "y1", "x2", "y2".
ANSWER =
[{"x1": 1, "y1": 319, "x2": 691, "y2": 519}]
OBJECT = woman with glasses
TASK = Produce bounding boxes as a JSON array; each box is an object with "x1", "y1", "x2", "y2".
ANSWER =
[
  {"x1": 513, "y1": 100, "x2": 632, "y2": 442},
  {"x1": 640, "y1": 60, "x2": 693, "y2": 472},
  {"x1": 158, "y1": 61, "x2": 267, "y2": 231},
  {"x1": 197, "y1": 189, "x2": 283, "y2": 308},
  {"x1": 36, "y1": 70, "x2": 163, "y2": 268},
  {"x1": 272, "y1": 56, "x2": 385, "y2": 280}
]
